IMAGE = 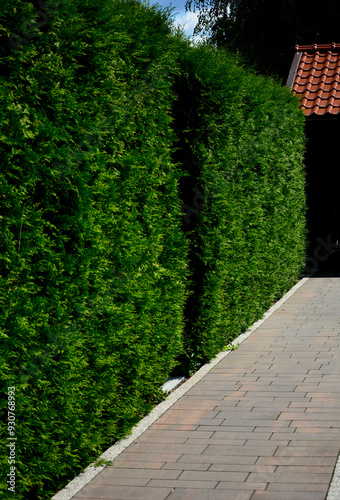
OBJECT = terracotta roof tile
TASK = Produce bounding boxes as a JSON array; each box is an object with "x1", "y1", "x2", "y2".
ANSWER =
[{"x1": 286, "y1": 43, "x2": 340, "y2": 116}]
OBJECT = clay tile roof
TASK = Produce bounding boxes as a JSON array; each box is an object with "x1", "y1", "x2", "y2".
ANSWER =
[{"x1": 286, "y1": 43, "x2": 340, "y2": 117}]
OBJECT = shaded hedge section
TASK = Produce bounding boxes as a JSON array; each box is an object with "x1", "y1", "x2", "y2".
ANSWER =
[
  {"x1": 173, "y1": 45, "x2": 306, "y2": 370},
  {"x1": 0, "y1": 1, "x2": 306, "y2": 498}
]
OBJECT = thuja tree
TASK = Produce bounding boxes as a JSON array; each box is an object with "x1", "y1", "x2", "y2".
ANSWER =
[{"x1": 0, "y1": 1, "x2": 188, "y2": 497}]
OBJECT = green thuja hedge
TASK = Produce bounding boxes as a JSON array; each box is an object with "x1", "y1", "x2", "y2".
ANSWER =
[
  {"x1": 0, "y1": 1, "x2": 306, "y2": 497},
  {"x1": 0, "y1": 1, "x2": 188, "y2": 498},
  {"x1": 174, "y1": 45, "x2": 306, "y2": 368}
]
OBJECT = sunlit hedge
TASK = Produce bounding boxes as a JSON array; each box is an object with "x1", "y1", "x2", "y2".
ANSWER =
[{"x1": 0, "y1": 1, "x2": 188, "y2": 498}]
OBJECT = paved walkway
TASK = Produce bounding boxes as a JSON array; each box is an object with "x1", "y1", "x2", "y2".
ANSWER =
[{"x1": 72, "y1": 275, "x2": 340, "y2": 500}]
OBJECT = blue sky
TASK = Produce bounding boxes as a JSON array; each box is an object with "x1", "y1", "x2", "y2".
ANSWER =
[{"x1": 147, "y1": 0, "x2": 199, "y2": 37}]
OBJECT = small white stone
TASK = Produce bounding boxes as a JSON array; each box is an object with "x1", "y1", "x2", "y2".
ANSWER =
[{"x1": 162, "y1": 376, "x2": 185, "y2": 393}]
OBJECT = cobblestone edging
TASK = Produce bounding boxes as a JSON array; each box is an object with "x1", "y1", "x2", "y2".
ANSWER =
[{"x1": 52, "y1": 276, "x2": 311, "y2": 500}]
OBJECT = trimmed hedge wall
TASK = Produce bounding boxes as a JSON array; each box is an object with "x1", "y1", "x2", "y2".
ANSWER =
[
  {"x1": 0, "y1": 1, "x2": 306, "y2": 498},
  {"x1": 174, "y1": 45, "x2": 306, "y2": 369},
  {"x1": 0, "y1": 1, "x2": 188, "y2": 498}
]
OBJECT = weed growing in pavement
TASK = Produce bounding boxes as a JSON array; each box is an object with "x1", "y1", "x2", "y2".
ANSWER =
[
  {"x1": 223, "y1": 342, "x2": 239, "y2": 351},
  {"x1": 93, "y1": 458, "x2": 114, "y2": 468}
]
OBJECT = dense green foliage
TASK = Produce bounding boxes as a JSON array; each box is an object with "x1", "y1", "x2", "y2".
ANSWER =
[
  {"x1": 0, "y1": 1, "x2": 188, "y2": 498},
  {"x1": 186, "y1": 0, "x2": 340, "y2": 81},
  {"x1": 173, "y1": 45, "x2": 306, "y2": 368},
  {"x1": 0, "y1": 1, "x2": 306, "y2": 498}
]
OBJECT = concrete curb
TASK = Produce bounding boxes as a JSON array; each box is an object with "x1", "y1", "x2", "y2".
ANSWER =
[
  {"x1": 52, "y1": 276, "x2": 310, "y2": 500},
  {"x1": 327, "y1": 453, "x2": 340, "y2": 500}
]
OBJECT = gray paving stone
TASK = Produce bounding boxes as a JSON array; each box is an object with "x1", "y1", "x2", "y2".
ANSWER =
[
  {"x1": 73, "y1": 485, "x2": 172, "y2": 499},
  {"x1": 167, "y1": 489, "x2": 253, "y2": 500}
]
